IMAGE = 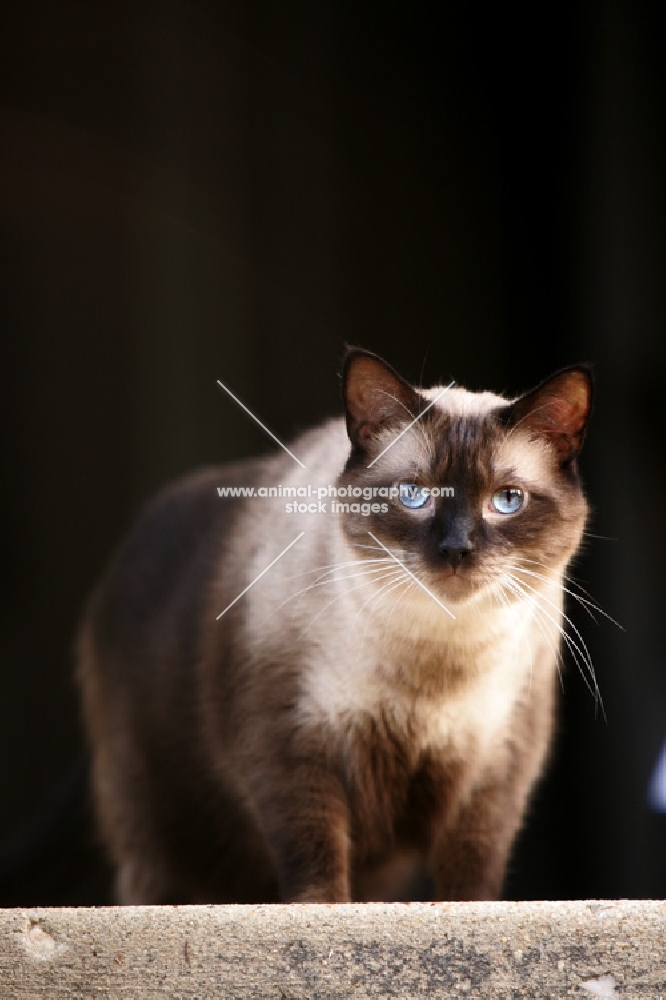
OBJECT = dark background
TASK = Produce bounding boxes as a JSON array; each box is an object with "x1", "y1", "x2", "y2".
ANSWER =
[{"x1": 1, "y1": 0, "x2": 665, "y2": 903}]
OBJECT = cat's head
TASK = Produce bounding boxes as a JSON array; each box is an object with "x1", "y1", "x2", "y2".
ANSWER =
[{"x1": 337, "y1": 348, "x2": 592, "y2": 611}]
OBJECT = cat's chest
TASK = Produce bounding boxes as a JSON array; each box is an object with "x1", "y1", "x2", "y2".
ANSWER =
[
  {"x1": 298, "y1": 630, "x2": 528, "y2": 767},
  {"x1": 310, "y1": 659, "x2": 526, "y2": 859}
]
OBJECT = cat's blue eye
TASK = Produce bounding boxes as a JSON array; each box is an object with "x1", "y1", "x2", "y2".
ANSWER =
[
  {"x1": 399, "y1": 483, "x2": 430, "y2": 509},
  {"x1": 491, "y1": 487, "x2": 524, "y2": 515}
]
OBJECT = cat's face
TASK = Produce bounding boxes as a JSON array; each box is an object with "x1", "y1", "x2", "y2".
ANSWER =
[{"x1": 338, "y1": 350, "x2": 592, "y2": 609}]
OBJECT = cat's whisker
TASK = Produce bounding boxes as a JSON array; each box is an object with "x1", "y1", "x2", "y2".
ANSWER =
[
  {"x1": 498, "y1": 573, "x2": 567, "y2": 695},
  {"x1": 293, "y1": 563, "x2": 400, "y2": 600},
  {"x1": 355, "y1": 572, "x2": 411, "y2": 623},
  {"x1": 502, "y1": 572, "x2": 587, "y2": 680},
  {"x1": 503, "y1": 571, "x2": 604, "y2": 717},
  {"x1": 502, "y1": 588, "x2": 537, "y2": 696},
  {"x1": 505, "y1": 560, "x2": 623, "y2": 630},
  {"x1": 295, "y1": 568, "x2": 405, "y2": 641},
  {"x1": 360, "y1": 576, "x2": 419, "y2": 646},
  {"x1": 303, "y1": 564, "x2": 400, "y2": 596},
  {"x1": 488, "y1": 578, "x2": 511, "y2": 614},
  {"x1": 302, "y1": 559, "x2": 395, "y2": 597},
  {"x1": 356, "y1": 567, "x2": 416, "y2": 641},
  {"x1": 522, "y1": 561, "x2": 598, "y2": 607},
  {"x1": 258, "y1": 563, "x2": 399, "y2": 628},
  {"x1": 504, "y1": 569, "x2": 600, "y2": 685},
  {"x1": 378, "y1": 578, "x2": 420, "y2": 639},
  {"x1": 581, "y1": 530, "x2": 617, "y2": 542},
  {"x1": 354, "y1": 541, "x2": 423, "y2": 575},
  {"x1": 487, "y1": 577, "x2": 535, "y2": 695},
  {"x1": 485, "y1": 576, "x2": 511, "y2": 619},
  {"x1": 509, "y1": 555, "x2": 616, "y2": 611},
  {"x1": 277, "y1": 559, "x2": 396, "y2": 611},
  {"x1": 280, "y1": 557, "x2": 393, "y2": 583},
  {"x1": 386, "y1": 577, "x2": 418, "y2": 618},
  {"x1": 351, "y1": 542, "x2": 421, "y2": 568}
]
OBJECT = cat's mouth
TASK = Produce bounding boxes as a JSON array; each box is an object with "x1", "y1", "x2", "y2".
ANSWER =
[
  {"x1": 427, "y1": 554, "x2": 479, "y2": 586},
  {"x1": 430, "y1": 564, "x2": 484, "y2": 601}
]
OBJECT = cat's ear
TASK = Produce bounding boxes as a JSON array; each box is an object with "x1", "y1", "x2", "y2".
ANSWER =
[
  {"x1": 342, "y1": 348, "x2": 425, "y2": 450},
  {"x1": 504, "y1": 365, "x2": 594, "y2": 462}
]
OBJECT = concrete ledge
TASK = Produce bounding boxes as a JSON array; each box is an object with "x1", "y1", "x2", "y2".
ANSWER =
[{"x1": 1, "y1": 900, "x2": 664, "y2": 998}]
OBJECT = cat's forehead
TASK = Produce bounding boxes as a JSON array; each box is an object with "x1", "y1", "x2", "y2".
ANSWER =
[
  {"x1": 428, "y1": 387, "x2": 507, "y2": 475},
  {"x1": 428, "y1": 388, "x2": 552, "y2": 484},
  {"x1": 373, "y1": 384, "x2": 552, "y2": 486},
  {"x1": 421, "y1": 385, "x2": 509, "y2": 417}
]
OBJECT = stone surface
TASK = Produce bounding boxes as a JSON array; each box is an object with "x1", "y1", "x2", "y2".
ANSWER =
[{"x1": 0, "y1": 900, "x2": 664, "y2": 998}]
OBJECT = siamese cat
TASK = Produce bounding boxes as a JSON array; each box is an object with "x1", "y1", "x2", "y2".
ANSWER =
[{"x1": 77, "y1": 348, "x2": 593, "y2": 903}]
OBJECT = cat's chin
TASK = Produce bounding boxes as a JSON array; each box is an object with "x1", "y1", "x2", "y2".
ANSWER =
[
  {"x1": 404, "y1": 569, "x2": 489, "y2": 611},
  {"x1": 380, "y1": 575, "x2": 496, "y2": 643},
  {"x1": 434, "y1": 577, "x2": 483, "y2": 606}
]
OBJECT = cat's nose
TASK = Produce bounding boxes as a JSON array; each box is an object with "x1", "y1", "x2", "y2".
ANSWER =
[
  {"x1": 437, "y1": 543, "x2": 474, "y2": 570},
  {"x1": 437, "y1": 520, "x2": 475, "y2": 569}
]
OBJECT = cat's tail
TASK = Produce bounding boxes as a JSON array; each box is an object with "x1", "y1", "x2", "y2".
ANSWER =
[{"x1": 0, "y1": 758, "x2": 112, "y2": 906}]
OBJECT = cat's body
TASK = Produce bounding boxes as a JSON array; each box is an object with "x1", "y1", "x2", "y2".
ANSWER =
[{"x1": 77, "y1": 350, "x2": 592, "y2": 903}]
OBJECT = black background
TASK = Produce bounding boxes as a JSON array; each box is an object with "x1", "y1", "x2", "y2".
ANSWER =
[{"x1": 1, "y1": 0, "x2": 665, "y2": 903}]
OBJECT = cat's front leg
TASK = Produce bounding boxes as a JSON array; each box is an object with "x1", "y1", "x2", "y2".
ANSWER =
[
  {"x1": 431, "y1": 805, "x2": 511, "y2": 901},
  {"x1": 248, "y1": 762, "x2": 352, "y2": 903},
  {"x1": 430, "y1": 768, "x2": 536, "y2": 901},
  {"x1": 431, "y1": 665, "x2": 556, "y2": 901}
]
